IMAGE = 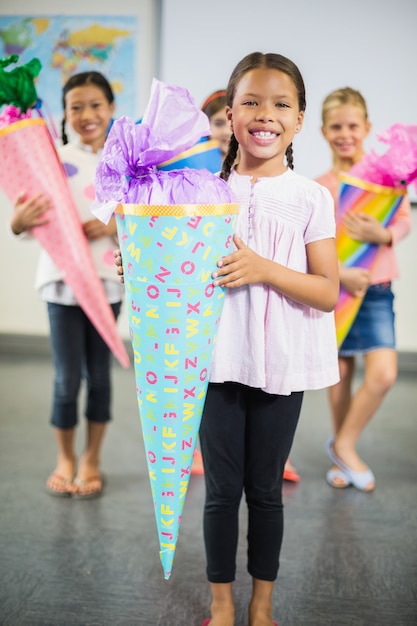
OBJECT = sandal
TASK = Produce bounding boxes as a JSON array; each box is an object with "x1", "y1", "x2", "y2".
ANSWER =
[
  {"x1": 191, "y1": 448, "x2": 204, "y2": 475},
  {"x1": 73, "y1": 474, "x2": 105, "y2": 499},
  {"x1": 46, "y1": 472, "x2": 76, "y2": 497},
  {"x1": 326, "y1": 466, "x2": 351, "y2": 489},
  {"x1": 283, "y1": 459, "x2": 300, "y2": 482},
  {"x1": 325, "y1": 438, "x2": 375, "y2": 492}
]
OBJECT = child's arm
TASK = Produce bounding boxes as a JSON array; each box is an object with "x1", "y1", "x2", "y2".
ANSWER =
[
  {"x1": 10, "y1": 192, "x2": 51, "y2": 235},
  {"x1": 342, "y1": 212, "x2": 392, "y2": 245},
  {"x1": 338, "y1": 264, "x2": 371, "y2": 298},
  {"x1": 342, "y1": 195, "x2": 412, "y2": 247},
  {"x1": 212, "y1": 233, "x2": 339, "y2": 312},
  {"x1": 340, "y1": 195, "x2": 412, "y2": 296},
  {"x1": 83, "y1": 215, "x2": 117, "y2": 240}
]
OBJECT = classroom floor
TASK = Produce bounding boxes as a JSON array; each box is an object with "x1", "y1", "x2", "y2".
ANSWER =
[{"x1": 0, "y1": 339, "x2": 416, "y2": 626}]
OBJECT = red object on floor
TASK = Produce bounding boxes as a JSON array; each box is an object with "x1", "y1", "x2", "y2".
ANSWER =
[
  {"x1": 191, "y1": 448, "x2": 204, "y2": 475},
  {"x1": 283, "y1": 459, "x2": 300, "y2": 483}
]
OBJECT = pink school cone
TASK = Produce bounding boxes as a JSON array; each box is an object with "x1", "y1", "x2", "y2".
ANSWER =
[{"x1": 0, "y1": 118, "x2": 129, "y2": 367}]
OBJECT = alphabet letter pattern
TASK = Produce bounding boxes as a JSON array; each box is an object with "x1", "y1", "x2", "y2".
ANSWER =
[{"x1": 115, "y1": 202, "x2": 238, "y2": 578}]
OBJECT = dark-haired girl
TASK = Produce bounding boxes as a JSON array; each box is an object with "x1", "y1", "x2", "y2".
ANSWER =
[
  {"x1": 10, "y1": 72, "x2": 124, "y2": 499},
  {"x1": 200, "y1": 52, "x2": 340, "y2": 626}
]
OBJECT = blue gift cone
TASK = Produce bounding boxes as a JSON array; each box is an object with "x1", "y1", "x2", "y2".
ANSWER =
[{"x1": 115, "y1": 202, "x2": 238, "y2": 579}]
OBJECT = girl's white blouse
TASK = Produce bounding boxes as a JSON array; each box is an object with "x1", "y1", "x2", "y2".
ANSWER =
[{"x1": 210, "y1": 169, "x2": 339, "y2": 395}]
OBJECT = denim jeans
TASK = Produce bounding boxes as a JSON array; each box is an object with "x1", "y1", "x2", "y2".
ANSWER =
[
  {"x1": 340, "y1": 282, "x2": 395, "y2": 355},
  {"x1": 199, "y1": 382, "x2": 303, "y2": 583},
  {"x1": 47, "y1": 301, "x2": 121, "y2": 429}
]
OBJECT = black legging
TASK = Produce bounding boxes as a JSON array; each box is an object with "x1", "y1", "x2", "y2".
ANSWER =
[{"x1": 199, "y1": 382, "x2": 303, "y2": 583}]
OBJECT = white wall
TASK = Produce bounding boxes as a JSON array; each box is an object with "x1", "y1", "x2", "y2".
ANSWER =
[
  {"x1": 1, "y1": 0, "x2": 416, "y2": 351},
  {"x1": 159, "y1": 0, "x2": 417, "y2": 351},
  {"x1": 160, "y1": 0, "x2": 417, "y2": 198}
]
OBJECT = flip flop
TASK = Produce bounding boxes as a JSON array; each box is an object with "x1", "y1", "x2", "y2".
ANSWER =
[
  {"x1": 325, "y1": 438, "x2": 375, "y2": 492},
  {"x1": 191, "y1": 449, "x2": 205, "y2": 475},
  {"x1": 283, "y1": 462, "x2": 300, "y2": 483},
  {"x1": 45, "y1": 472, "x2": 76, "y2": 498},
  {"x1": 73, "y1": 474, "x2": 105, "y2": 500}
]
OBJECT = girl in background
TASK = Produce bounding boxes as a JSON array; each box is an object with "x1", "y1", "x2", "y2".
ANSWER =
[
  {"x1": 201, "y1": 89, "x2": 232, "y2": 160},
  {"x1": 191, "y1": 89, "x2": 233, "y2": 476},
  {"x1": 316, "y1": 87, "x2": 412, "y2": 491},
  {"x1": 10, "y1": 71, "x2": 124, "y2": 499}
]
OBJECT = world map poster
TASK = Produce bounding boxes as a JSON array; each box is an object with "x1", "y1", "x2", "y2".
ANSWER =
[{"x1": 0, "y1": 15, "x2": 138, "y2": 133}]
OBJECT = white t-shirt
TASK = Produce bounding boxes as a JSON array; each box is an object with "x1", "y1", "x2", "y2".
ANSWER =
[{"x1": 35, "y1": 142, "x2": 124, "y2": 304}]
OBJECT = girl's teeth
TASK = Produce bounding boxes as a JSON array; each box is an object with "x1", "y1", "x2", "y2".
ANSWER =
[{"x1": 253, "y1": 131, "x2": 274, "y2": 138}]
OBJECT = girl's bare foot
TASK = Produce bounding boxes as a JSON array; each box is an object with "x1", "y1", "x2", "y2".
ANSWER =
[{"x1": 46, "y1": 455, "x2": 77, "y2": 496}]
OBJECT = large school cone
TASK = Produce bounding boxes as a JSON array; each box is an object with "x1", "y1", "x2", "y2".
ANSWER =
[
  {"x1": 0, "y1": 117, "x2": 129, "y2": 367},
  {"x1": 115, "y1": 201, "x2": 238, "y2": 578},
  {"x1": 335, "y1": 172, "x2": 406, "y2": 347}
]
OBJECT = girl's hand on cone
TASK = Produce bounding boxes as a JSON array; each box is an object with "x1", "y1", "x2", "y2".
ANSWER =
[
  {"x1": 11, "y1": 191, "x2": 51, "y2": 235},
  {"x1": 212, "y1": 234, "x2": 267, "y2": 288},
  {"x1": 113, "y1": 248, "x2": 124, "y2": 284},
  {"x1": 339, "y1": 265, "x2": 371, "y2": 298},
  {"x1": 343, "y1": 211, "x2": 392, "y2": 245},
  {"x1": 83, "y1": 216, "x2": 117, "y2": 240}
]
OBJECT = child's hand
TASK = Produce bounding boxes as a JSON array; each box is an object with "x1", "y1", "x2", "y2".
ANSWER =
[
  {"x1": 83, "y1": 216, "x2": 117, "y2": 240},
  {"x1": 11, "y1": 191, "x2": 51, "y2": 235},
  {"x1": 340, "y1": 266, "x2": 371, "y2": 297},
  {"x1": 212, "y1": 234, "x2": 265, "y2": 288},
  {"x1": 114, "y1": 249, "x2": 124, "y2": 284},
  {"x1": 343, "y1": 212, "x2": 392, "y2": 245}
]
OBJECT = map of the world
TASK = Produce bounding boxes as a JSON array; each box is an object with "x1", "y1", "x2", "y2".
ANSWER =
[{"x1": 0, "y1": 15, "x2": 138, "y2": 131}]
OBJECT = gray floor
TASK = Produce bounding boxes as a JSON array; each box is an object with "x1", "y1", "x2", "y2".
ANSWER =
[{"x1": 0, "y1": 339, "x2": 416, "y2": 626}]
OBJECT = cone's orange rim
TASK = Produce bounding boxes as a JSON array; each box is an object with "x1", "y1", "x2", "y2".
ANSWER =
[
  {"x1": 115, "y1": 203, "x2": 240, "y2": 217},
  {"x1": 0, "y1": 117, "x2": 46, "y2": 137},
  {"x1": 339, "y1": 172, "x2": 407, "y2": 196}
]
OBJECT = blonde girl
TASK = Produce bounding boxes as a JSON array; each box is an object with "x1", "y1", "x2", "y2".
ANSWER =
[{"x1": 316, "y1": 87, "x2": 412, "y2": 491}]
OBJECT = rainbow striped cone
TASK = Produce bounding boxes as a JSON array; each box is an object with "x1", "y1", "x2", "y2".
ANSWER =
[
  {"x1": 0, "y1": 118, "x2": 129, "y2": 367},
  {"x1": 115, "y1": 201, "x2": 238, "y2": 578},
  {"x1": 335, "y1": 173, "x2": 406, "y2": 347}
]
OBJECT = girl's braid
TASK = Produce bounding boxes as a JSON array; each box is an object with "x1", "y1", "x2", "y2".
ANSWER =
[
  {"x1": 61, "y1": 118, "x2": 69, "y2": 145},
  {"x1": 286, "y1": 143, "x2": 294, "y2": 170},
  {"x1": 220, "y1": 134, "x2": 239, "y2": 181}
]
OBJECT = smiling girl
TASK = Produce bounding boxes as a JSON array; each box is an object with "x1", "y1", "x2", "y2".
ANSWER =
[
  {"x1": 10, "y1": 72, "x2": 124, "y2": 499},
  {"x1": 113, "y1": 54, "x2": 340, "y2": 626},
  {"x1": 316, "y1": 87, "x2": 412, "y2": 492},
  {"x1": 198, "y1": 52, "x2": 340, "y2": 626}
]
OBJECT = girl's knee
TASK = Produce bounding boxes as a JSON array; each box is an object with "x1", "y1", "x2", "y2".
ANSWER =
[
  {"x1": 378, "y1": 366, "x2": 397, "y2": 392},
  {"x1": 366, "y1": 364, "x2": 397, "y2": 395},
  {"x1": 365, "y1": 351, "x2": 397, "y2": 394}
]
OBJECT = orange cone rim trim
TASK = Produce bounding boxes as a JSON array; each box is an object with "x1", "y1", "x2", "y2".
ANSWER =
[
  {"x1": 115, "y1": 202, "x2": 240, "y2": 217},
  {"x1": 0, "y1": 117, "x2": 46, "y2": 137}
]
